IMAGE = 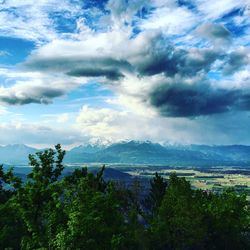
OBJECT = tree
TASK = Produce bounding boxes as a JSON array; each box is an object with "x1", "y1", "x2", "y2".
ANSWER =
[
  {"x1": 0, "y1": 165, "x2": 21, "y2": 203},
  {"x1": 15, "y1": 144, "x2": 66, "y2": 249},
  {"x1": 0, "y1": 165, "x2": 23, "y2": 249},
  {"x1": 53, "y1": 168, "x2": 130, "y2": 250},
  {"x1": 150, "y1": 173, "x2": 206, "y2": 249},
  {"x1": 203, "y1": 188, "x2": 250, "y2": 250},
  {"x1": 149, "y1": 173, "x2": 250, "y2": 250},
  {"x1": 145, "y1": 172, "x2": 168, "y2": 217},
  {"x1": 0, "y1": 146, "x2": 249, "y2": 249}
]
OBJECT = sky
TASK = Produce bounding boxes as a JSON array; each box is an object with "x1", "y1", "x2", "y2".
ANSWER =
[{"x1": 0, "y1": 0, "x2": 250, "y2": 148}]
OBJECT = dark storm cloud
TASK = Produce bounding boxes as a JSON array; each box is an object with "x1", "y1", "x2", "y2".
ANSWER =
[
  {"x1": 237, "y1": 93, "x2": 250, "y2": 110},
  {"x1": 196, "y1": 23, "x2": 232, "y2": 42},
  {"x1": 0, "y1": 87, "x2": 65, "y2": 105},
  {"x1": 222, "y1": 48, "x2": 250, "y2": 75},
  {"x1": 23, "y1": 56, "x2": 131, "y2": 80},
  {"x1": 149, "y1": 81, "x2": 250, "y2": 117},
  {"x1": 133, "y1": 36, "x2": 221, "y2": 77},
  {"x1": 136, "y1": 47, "x2": 221, "y2": 77},
  {"x1": 0, "y1": 96, "x2": 41, "y2": 105},
  {"x1": 175, "y1": 48, "x2": 221, "y2": 76},
  {"x1": 67, "y1": 68, "x2": 124, "y2": 80}
]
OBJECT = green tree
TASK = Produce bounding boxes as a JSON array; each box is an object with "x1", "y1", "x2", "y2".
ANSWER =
[
  {"x1": 0, "y1": 166, "x2": 23, "y2": 250},
  {"x1": 203, "y1": 188, "x2": 250, "y2": 250},
  {"x1": 15, "y1": 144, "x2": 66, "y2": 249},
  {"x1": 53, "y1": 169, "x2": 126, "y2": 250},
  {"x1": 0, "y1": 165, "x2": 21, "y2": 203},
  {"x1": 150, "y1": 173, "x2": 206, "y2": 250},
  {"x1": 149, "y1": 173, "x2": 250, "y2": 250},
  {"x1": 145, "y1": 172, "x2": 168, "y2": 216},
  {"x1": 0, "y1": 145, "x2": 249, "y2": 250}
]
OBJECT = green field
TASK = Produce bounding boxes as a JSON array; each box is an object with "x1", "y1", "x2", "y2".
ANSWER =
[{"x1": 122, "y1": 166, "x2": 250, "y2": 201}]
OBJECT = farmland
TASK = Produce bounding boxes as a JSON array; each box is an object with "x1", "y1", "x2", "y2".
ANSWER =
[{"x1": 108, "y1": 164, "x2": 250, "y2": 201}]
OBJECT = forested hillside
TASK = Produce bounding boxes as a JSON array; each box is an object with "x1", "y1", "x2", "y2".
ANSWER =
[{"x1": 0, "y1": 145, "x2": 249, "y2": 249}]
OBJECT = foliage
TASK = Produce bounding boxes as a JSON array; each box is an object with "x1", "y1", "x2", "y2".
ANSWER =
[
  {"x1": 0, "y1": 146, "x2": 249, "y2": 250},
  {"x1": 145, "y1": 172, "x2": 168, "y2": 217}
]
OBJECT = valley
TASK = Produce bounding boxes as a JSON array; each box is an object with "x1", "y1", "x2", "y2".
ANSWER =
[
  {"x1": 1, "y1": 141, "x2": 249, "y2": 200},
  {"x1": 5, "y1": 163, "x2": 250, "y2": 201},
  {"x1": 120, "y1": 165, "x2": 250, "y2": 201}
]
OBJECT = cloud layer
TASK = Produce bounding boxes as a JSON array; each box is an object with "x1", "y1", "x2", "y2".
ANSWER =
[
  {"x1": 0, "y1": 0, "x2": 250, "y2": 145},
  {"x1": 21, "y1": 28, "x2": 250, "y2": 117}
]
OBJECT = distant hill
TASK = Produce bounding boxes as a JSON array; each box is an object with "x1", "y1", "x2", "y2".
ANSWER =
[
  {"x1": 91, "y1": 167, "x2": 132, "y2": 181},
  {"x1": 0, "y1": 144, "x2": 37, "y2": 165},
  {"x1": 3, "y1": 165, "x2": 132, "y2": 183},
  {"x1": 1, "y1": 141, "x2": 250, "y2": 166},
  {"x1": 187, "y1": 144, "x2": 250, "y2": 162}
]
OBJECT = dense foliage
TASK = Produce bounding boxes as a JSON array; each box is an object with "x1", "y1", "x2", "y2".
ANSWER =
[{"x1": 0, "y1": 144, "x2": 249, "y2": 250}]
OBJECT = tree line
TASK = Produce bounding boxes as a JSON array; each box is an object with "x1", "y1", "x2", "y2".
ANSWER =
[{"x1": 0, "y1": 144, "x2": 249, "y2": 249}]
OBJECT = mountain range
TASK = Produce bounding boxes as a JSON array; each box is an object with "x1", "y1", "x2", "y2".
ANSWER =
[
  {"x1": 0, "y1": 144, "x2": 37, "y2": 165},
  {"x1": 0, "y1": 141, "x2": 250, "y2": 166}
]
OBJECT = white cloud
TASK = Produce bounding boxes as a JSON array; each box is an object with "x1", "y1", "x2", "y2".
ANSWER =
[
  {"x1": 0, "y1": 50, "x2": 10, "y2": 56},
  {"x1": 76, "y1": 105, "x2": 250, "y2": 145},
  {"x1": 0, "y1": 67, "x2": 86, "y2": 105},
  {"x1": 0, "y1": 121, "x2": 86, "y2": 145},
  {"x1": 107, "y1": 0, "x2": 147, "y2": 22},
  {"x1": 40, "y1": 113, "x2": 72, "y2": 124},
  {"x1": 76, "y1": 105, "x2": 170, "y2": 143},
  {"x1": 0, "y1": 76, "x2": 76, "y2": 105},
  {"x1": 139, "y1": 4, "x2": 197, "y2": 35},
  {"x1": 195, "y1": 0, "x2": 247, "y2": 20},
  {"x1": 0, "y1": 0, "x2": 81, "y2": 42}
]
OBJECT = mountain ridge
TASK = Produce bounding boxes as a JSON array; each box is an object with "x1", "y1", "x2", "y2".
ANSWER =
[{"x1": 0, "y1": 141, "x2": 250, "y2": 166}]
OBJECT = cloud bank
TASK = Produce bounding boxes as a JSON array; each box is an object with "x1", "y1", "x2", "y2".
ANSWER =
[{"x1": 0, "y1": 0, "x2": 250, "y2": 145}]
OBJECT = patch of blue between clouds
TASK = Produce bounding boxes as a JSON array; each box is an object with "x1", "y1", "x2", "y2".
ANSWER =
[
  {"x1": 207, "y1": 72, "x2": 222, "y2": 81},
  {"x1": 131, "y1": 6, "x2": 156, "y2": 38},
  {"x1": 219, "y1": 8, "x2": 248, "y2": 38},
  {"x1": 0, "y1": 37, "x2": 35, "y2": 65},
  {"x1": 70, "y1": 81, "x2": 113, "y2": 98},
  {"x1": 130, "y1": 25, "x2": 141, "y2": 39},
  {"x1": 177, "y1": 0, "x2": 197, "y2": 11},
  {"x1": 67, "y1": 81, "x2": 116, "y2": 109},
  {"x1": 135, "y1": 6, "x2": 155, "y2": 20},
  {"x1": 50, "y1": 12, "x2": 77, "y2": 34},
  {"x1": 83, "y1": 12, "x2": 108, "y2": 32},
  {"x1": 225, "y1": 22, "x2": 248, "y2": 37},
  {"x1": 221, "y1": 8, "x2": 244, "y2": 19},
  {"x1": 81, "y1": 0, "x2": 109, "y2": 11},
  {"x1": 50, "y1": 0, "x2": 110, "y2": 34}
]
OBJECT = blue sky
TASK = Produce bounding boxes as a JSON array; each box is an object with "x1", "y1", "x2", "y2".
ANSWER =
[{"x1": 0, "y1": 0, "x2": 250, "y2": 148}]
